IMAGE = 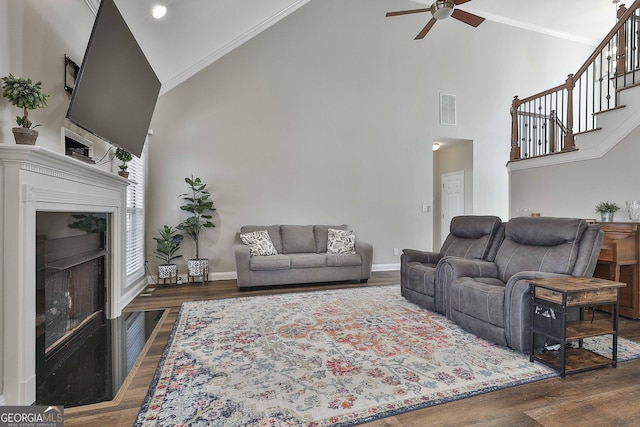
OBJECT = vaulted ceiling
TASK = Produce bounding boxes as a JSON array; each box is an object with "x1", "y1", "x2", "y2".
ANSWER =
[{"x1": 98, "y1": 0, "x2": 620, "y2": 94}]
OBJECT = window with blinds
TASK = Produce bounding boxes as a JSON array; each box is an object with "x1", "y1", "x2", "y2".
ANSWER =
[{"x1": 126, "y1": 151, "x2": 145, "y2": 284}]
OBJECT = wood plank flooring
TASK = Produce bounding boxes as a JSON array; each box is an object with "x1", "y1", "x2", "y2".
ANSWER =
[{"x1": 64, "y1": 271, "x2": 640, "y2": 426}]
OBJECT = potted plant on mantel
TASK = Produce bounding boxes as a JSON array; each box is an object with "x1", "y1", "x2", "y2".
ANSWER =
[
  {"x1": 114, "y1": 147, "x2": 133, "y2": 178},
  {"x1": 153, "y1": 225, "x2": 183, "y2": 285},
  {"x1": 1, "y1": 73, "x2": 50, "y2": 145},
  {"x1": 177, "y1": 175, "x2": 216, "y2": 284},
  {"x1": 595, "y1": 201, "x2": 620, "y2": 222}
]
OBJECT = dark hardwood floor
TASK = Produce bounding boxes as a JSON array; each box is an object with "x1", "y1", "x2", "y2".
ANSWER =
[{"x1": 64, "y1": 271, "x2": 640, "y2": 426}]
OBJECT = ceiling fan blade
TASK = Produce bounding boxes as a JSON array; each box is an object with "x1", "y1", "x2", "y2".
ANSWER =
[
  {"x1": 415, "y1": 18, "x2": 438, "y2": 40},
  {"x1": 451, "y1": 9, "x2": 485, "y2": 27},
  {"x1": 454, "y1": 0, "x2": 472, "y2": 5},
  {"x1": 386, "y1": 8, "x2": 430, "y2": 17}
]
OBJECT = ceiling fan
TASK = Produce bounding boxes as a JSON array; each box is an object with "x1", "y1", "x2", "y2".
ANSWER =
[{"x1": 386, "y1": 0, "x2": 485, "y2": 40}]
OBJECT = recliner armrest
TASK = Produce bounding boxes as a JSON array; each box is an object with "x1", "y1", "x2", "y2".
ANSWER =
[
  {"x1": 402, "y1": 249, "x2": 440, "y2": 265},
  {"x1": 437, "y1": 257, "x2": 499, "y2": 280}
]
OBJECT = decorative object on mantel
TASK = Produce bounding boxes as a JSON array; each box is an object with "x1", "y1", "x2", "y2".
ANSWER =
[
  {"x1": 177, "y1": 176, "x2": 216, "y2": 285},
  {"x1": 1, "y1": 73, "x2": 50, "y2": 145},
  {"x1": 596, "y1": 201, "x2": 620, "y2": 222},
  {"x1": 627, "y1": 200, "x2": 640, "y2": 222},
  {"x1": 153, "y1": 225, "x2": 183, "y2": 285},
  {"x1": 68, "y1": 213, "x2": 107, "y2": 234},
  {"x1": 114, "y1": 147, "x2": 132, "y2": 178},
  {"x1": 63, "y1": 54, "x2": 79, "y2": 95}
]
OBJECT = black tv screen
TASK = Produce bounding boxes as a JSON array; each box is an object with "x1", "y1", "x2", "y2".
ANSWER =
[{"x1": 66, "y1": 0, "x2": 160, "y2": 157}]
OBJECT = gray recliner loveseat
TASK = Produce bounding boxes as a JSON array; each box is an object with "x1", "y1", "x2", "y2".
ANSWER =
[{"x1": 438, "y1": 216, "x2": 603, "y2": 353}]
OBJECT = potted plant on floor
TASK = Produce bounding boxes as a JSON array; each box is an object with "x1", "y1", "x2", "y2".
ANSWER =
[
  {"x1": 114, "y1": 147, "x2": 133, "y2": 178},
  {"x1": 153, "y1": 225, "x2": 184, "y2": 285},
  {"x1": 177, "y1": 175, "x2": 216, "y2": 284},
  {"x1": 1, "y1": 73, "x2": 50, "y2": 145},
  {"x1": 596, "y1": 201, "x2": 620, "y2": 222}
]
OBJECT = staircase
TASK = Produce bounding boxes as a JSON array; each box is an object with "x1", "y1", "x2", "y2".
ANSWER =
[
  {"x1": 509, "y1": 0, "x2": 640, "y2": 168},
  {"x1": 508, "y1": 0, "x2": 640, "y2": 221}
]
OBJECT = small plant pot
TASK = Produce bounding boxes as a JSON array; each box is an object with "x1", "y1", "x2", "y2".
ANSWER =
[
  {"x1": 158, "y1": 264, "x2": 177, "y2": 285},
  {"x1": 187, "y1": 258, "x2": 209, "y2": 285},
  {"x1": 12, "y1": 127, "x2": 38, "y2": 145},
  {"x1": 118, "y1": 171, "x2": 129, "y2": 178},
  {"x1": 600, "y1": 212, "x2": 615, "y2": 222}
]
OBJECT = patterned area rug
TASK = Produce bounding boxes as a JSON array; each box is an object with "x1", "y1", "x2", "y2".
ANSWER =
[{"x1": 135, "y1": 285, "x2": 640, "y2": 426}]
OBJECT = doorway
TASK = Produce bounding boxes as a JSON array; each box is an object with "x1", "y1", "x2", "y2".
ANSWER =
[{"x1": 433, "y1": 138, "x2": 473, "y2": 249}]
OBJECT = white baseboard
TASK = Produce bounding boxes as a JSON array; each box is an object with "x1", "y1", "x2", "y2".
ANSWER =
[
  {"x1": 145, "y1": 263, "x2": 399, "y2": 286},
  {"x1": 372, "y1": 263, "x2": 400, "y2": 272}
]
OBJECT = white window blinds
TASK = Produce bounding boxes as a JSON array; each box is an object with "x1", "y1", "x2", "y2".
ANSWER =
[{"x1": 126, "y1": 151, "x2": 145, "y2": 284}]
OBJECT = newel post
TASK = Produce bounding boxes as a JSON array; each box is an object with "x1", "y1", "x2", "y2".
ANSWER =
[
  {"x1": 564, "y1": 74, "x2": 576, "y2": 151},
  {"x1": 510, "y1": 96, "x2": 521, "y2": 160}
]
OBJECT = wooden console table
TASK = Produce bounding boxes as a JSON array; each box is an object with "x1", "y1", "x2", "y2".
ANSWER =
[
  {"x1": 593, "y1": 222, "x2": 639, "y2": 318},
  {"x1": 529, "y1": 276, "x2": 625, "y2": 377}
]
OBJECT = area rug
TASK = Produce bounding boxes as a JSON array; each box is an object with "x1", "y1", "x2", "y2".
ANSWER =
[{"x1": 135, "y1": 285, "x2": 640, "y2": 426}]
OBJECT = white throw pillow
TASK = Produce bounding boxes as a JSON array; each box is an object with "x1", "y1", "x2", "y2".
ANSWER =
[
  {"x1": 240, "y1": 230, "x2": 278, "y2": 256},
  {"x1": 327, "y1": 228, "x2": 356, "y2": 254}
]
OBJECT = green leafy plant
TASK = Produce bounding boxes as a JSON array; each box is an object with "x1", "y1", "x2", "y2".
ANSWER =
[
  {"x1": 1, "y1": 74, "x2": 50, "y2": 129},
  {"x1": 115, "y1": 147, "x2": 133, "y2": 173},
  {"x1": 153, "y1": 225, "x2": 184, "y2": 265},
  {"x1": 68, "y1": 213, "x2": 107, "y2": 233},
  {"x1": 595, "y1": 201, "x2": 620, "y2": 213},
  {"x1": 177, "y1": 176, "x2": 216, "y2": 259}
]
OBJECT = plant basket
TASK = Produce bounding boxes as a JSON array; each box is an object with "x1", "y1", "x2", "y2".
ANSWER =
[
  {"x1": 187, "y1": 258, "x2": 209, "y2": 285},
  {"x1": 12, "y1": 127, "x2": 38, "y2": 145},
  {"x1": 118, "y1": 171, "x2": 129, "y2": 178},
  {"x1": 600, "y1": 211, "x2": 615, "y2": 222},
  {"x1": 158, "y1": 263, "x2": 178, "y2": 285}
]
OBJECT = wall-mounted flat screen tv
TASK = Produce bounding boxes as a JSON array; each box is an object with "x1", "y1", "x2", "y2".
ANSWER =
[{"x1": 66, "y1": 0, "x2": 160, "y2": 157}]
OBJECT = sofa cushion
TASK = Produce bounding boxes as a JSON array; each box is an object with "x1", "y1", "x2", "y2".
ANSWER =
[
  {"x1": 326, "y1": 253, "x2": 362, "y2": 267},
  {"x1": 241, "y1": 225, "x2": 283, "y2": 254},
  {"x1": 495, "y1": 217, "x2": 587, "y2": 281},
  {"x1": 327, "y1": 229, "x2": 356, "y2": 254},
  {"x1": 281, "y1": 225, "x2": 316, "y2": 254},
  {"x1": 250, "y1": 255, "x2": 290, "y2": 271},
  {"x1": 405, "y1": 262, "x2": 437, "y2": 296},
  {"x1": 449, "y1": 277, "x2": 506, "y2": 328},
  {"x1": 289, "y1": 253, "x2": 327, "y2": 268},
  {"x1": 314, "y1": 224, "x2": 348, "y2": 253},
  {"x1": 440, "y1": 216, "x2": 503, "y2": 259},
  {"x1": 240, "y1": 230, "x2": 278, "y2": 256}
]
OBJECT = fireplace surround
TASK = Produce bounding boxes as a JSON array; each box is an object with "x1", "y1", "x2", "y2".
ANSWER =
[{"x1": 0, "y1": 145, "x2": 139, "y2": 405}]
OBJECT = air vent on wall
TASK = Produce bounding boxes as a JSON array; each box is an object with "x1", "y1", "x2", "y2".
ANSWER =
[{"x1": 440, "y1": 93, "x2": 456, "y2": 125}]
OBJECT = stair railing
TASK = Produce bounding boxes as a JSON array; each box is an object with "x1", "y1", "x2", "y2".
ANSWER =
[{"x1": 510, "y1": 0, "x2": 640, "y2": 161}]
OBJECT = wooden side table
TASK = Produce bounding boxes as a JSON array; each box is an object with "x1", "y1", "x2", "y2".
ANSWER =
[{"x1": 529, "y1": 276, "x2": 626, "y2": 377}]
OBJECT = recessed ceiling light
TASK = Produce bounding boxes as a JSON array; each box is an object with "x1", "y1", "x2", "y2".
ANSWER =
[{"x1": 152, "y1": 5, "x2": 167, "y2": 19}]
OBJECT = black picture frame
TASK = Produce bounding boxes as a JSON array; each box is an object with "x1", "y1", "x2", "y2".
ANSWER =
[{"x1": 64, "y1": 54, "x2": 80, "y2": 95}]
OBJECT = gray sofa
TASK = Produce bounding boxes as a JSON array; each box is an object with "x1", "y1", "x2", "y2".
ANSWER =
[
  {"x1": 401, "y1": 215, "x2": 505, "y2": 314},
  {"x1": 234, "y1": 224, "x2": 373, "y2": 288},
  {"x1": 438, "y1": 217, "x2": 603, "y2": 353}
]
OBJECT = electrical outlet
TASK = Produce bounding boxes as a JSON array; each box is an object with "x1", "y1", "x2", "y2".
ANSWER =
[
  {"x1": 177, "y1": 275, "x2": 183, "y2": 284},
  {"x1": 393, "y1": 248, "x2": 399, "y2": 255}
]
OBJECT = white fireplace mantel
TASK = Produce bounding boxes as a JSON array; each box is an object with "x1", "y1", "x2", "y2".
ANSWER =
[{"x1": 0, "y1": 145, "x2": 130, "y2": 405}]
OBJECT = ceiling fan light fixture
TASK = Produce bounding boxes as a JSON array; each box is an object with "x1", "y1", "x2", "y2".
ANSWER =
[{"x1": 431, "y1": 1, "x2": 455, "y2": 20}]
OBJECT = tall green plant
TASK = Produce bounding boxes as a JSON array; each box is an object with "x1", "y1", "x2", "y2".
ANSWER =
[
  {"x1": 1, "y1": 74, "x2": 50, "y2": 129},
  {"x1": 177, "y1": 176, "x2": 215, "y2": 259},
  {"x1": 153, "y1": 225, "x2": 184, "y2": 265}
]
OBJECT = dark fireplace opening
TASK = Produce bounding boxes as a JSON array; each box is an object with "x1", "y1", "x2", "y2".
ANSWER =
[{"x1": 34, "y1": 212, "x2": 164, "y2": 408}]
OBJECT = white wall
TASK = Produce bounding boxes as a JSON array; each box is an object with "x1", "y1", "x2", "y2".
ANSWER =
[
  {"x1": 146, "y1": 0, "x2": 595, "y2": 274},
  {"x1": 510, "y1": 125, "x2": 640, "y2": 221}
]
